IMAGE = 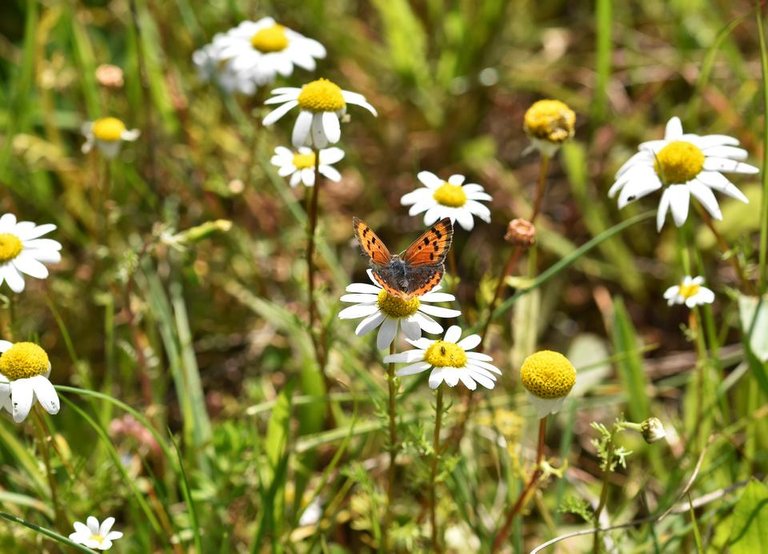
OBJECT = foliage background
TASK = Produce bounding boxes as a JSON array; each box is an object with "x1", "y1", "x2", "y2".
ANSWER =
[{"x1": 0, "y1": 0, "x2": 767, "y2": 552}]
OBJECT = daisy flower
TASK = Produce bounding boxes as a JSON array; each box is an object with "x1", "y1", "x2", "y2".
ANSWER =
[
  {"x1": 523, "y1": 99, "x2": 576, "y2": 157},
  {"x1": 520, "y1": 350, "x2": 576, "y2": 418},
  {"x1": 192, "y1": 36, "x2": 251, "y2": 94},
  {"x1": 400, "y1": 171, "x2": 492, "y2": 231},
  {"x1": 339, "y1": 270, "x2": 460, "y2": 350},
  {"x1": 81, "y1": 117, "x2": 140, "y2": 159},
  {"x1": 663, "y1": 275, "x2": 715, "y2": 308},
  {"x1": 263, "y1": 78, "x2": 377, "y2": 148},
  {"x1": 209, "y1": 18, "x2": 326, "y2": 89},
  {"x1": 69, "y1": 516, "x2": 124, "y2": 551},
  {"x1": 383, "y1": 325, "x2": 501, "y2": 390},
  {"x1": 0, "y1": 213, "x2": 62, "y2": 293},
  {"x1": 0, "y1": 341, "x2": 60, "y2": 423},
  {"x1": 270, "y1": 146, "x2": 344, "y2": 187},
  {"x1": 609, "y1": 116, "x2": 757, "y2": 231}
]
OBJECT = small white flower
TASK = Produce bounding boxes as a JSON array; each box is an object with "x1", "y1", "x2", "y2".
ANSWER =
[
  {"x1": 263, "y1": 78, "x2": 377, "y2": 148},
  {"x1": 192, "y1": 36, "x2": 251, "y2": 94},
  {"x1": 0, "y1": 213, "x2": 61, "y2": 293},
  {"x1": 270, "y1": 146, "x2": 344, "y2": 187},
  {"x1": 206, "y1": 18, "x2": 326, "y2": 93},
  {"x1": 609, "y1": 116, "x2": 757, "y2": 231},
  {"x1": 69, "y1": 516, "x2": 124, "y2": 551},
  {"x1": 338, "y1": 270, "x2": 460, "y2": 350},
  {"x1": 0, "y1": 341, "x2": 59, "y2": 423},
  {"x1": 81, "y1": 117, "x2": 140, "y2": 159},
  {"x1": 383, "y1": 325, "x2": 501, "y2": 390},
  {"x1": 401, "y1": 171, "x2": 492, "y2": 231},
  {"x1": 663, "y1": 275, "x2": 715, "y2": 308}
]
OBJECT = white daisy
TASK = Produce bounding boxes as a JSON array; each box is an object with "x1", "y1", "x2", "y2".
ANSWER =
[
  {"x1": 400, "y1": 171, "x2": 492, "y2": 231},
  {"x1": 192, "y1": 35, "x2": 252, "y2": 95},
  {"x1": 338, "y1": 270, "x2": 460, "y2": 350},
  {"x1": 270, "y1": 146, "x2": 344, "y2": 187},
  {"x1": 210, "y1": 18, "x2": 326, "y2": 90},
  {"x1": 609, "y1": 116, "x2": 757, "y2": 231},
  {"x1": 81, "y1": 117, "x2": 140, "y2": 159},
  {"x1": 0, "y1": 341, "x2": 60, "y2": 423},
  {"x1": 263, "y1": 78, "x2": 377, "y2": 148},
  {"x1": 383, "y1": 325, "x2": 501, "y2": 390},
  {"x1": 69, "y1": 516, "x2": 124, "y2": 551},
  {"x1": 0, "y1": 213, "x2": 61, "y2": 293},
  {"x1": 663, "y1": 275, "x2": 715, "y2": 308}
]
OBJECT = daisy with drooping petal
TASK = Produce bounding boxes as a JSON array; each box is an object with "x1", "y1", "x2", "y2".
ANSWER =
[
  {"x1": 520, "y1": 350, "x2": 576, "y2": 418},
  {"x1": 0, "y1": 341, "x2": 60, "y2": 423},
  {"x1": 609, "y1": 116, "x2": 757, "y2": 231},
  {"x1": 263, "y1": 78, "x2": 377, "y2": 148},
  {"x1": 383, "y1": 325, "x2": 501, "y2": 390},
  {"x1": 209, "y1": 18, "x2": 326, "y2": 89},
  {"x1": 663, "y1": 275, "x2": 715, "y2": 308},
  {"x1": 523, "y1": 99, "x2": 576, "y2": 157},
  {"x1": 270, "y1": 146, "x2": 344, "y2": 187},
  {"x1": 339, "y1": 270, "x2": 460, "y2": 350},
  {"x1": 81, "y1": 117, "x2": 140, "y2": 159},
  {"x1": 0, "y1": 213, "x2": 62, "y2": 293},
  {"x1": 69, "y1": 516, "x2": 124, "y2": 551},
  {"x1": 400, "y1": 171, "x2": 492, "y2": 231}
]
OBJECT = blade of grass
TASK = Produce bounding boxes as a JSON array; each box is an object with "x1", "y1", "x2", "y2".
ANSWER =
[
  {"x1": 0, "y1": 511, "x2": 93, "y2": 553},
  {"x1": 757, "y1": 2, "x2": 768, "y2": 292}
]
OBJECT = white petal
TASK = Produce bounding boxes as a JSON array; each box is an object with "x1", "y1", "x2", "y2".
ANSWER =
[
  {"x1": 667, "y1": 185, "x2": 691, "y2": 227},
  {"x1": 289, "y1": 172, "x2": 302, "y2": 187},
  {"x1": 302, "y1": 168, "x2": 316, "y2": 187},
  {"x1": 319, "y1": 165, "x2": 341, "y2": 182},
  {"x1": 703, "y1": 157, "x2": 759, "y2": 174},
  {"x1": 457, "y1": 334, "x2": 481, "y2": 351},
  {"x1": 338, "y1": 303, "x2": 379, "y2": 319},
  {"x1": 12, "y1": 254, "x2": 49, "y2": 279},
  {"x1": 466, "y1": 351, "x2": 493, "y2": 362},
  {"x1": 447, "y1": 174, "x2": 466, "y2": 185},
  {"x1": 99, "y1": 517, "x2": 115, "y2": 536},
  {"x1": 0, "y1": 340, "x2": 13, "y2": 352},
  {"x1": 11, "y1": 380, "x2": 34, "y2": 422},
  {"x1": 417, "y1": 171, "x2": 443, "y2": 189},
  {"x1": 2, "y1": 264, "x2": 25, "y2": 293},
  {"x1": 458, "y1": 373, "x2": 478, "y2": 391},
  {"x1": 384, "y1": 349, "x2": 425, "y2": 363},
  {"x1": 321, "y1": 112, "x2": 341, "y2": 144},
  {"x1": 376, "y1": 318, "x2": 399, "y2": 349},
  {"x1": 291, "y1": 110, "x2": 313, "y2": 147},
  {"x1": 688, "y1": 181, "x2": 722, "y2": 220},
  {"x1": 396, "y1": 362, "x2": 432, "y2": 376},
  {"x1": 339, "y1": 293, "x2": 378, "y2": 303},
  {"x1": 319, "y1": 147, "x2": 345, "y2": 164},
  {"x1": 656, "y1": 188, "x2": 672, "y2": 232},
  {"x1": 428, "y1": 368, "x2": 447, "y2": 389},
  {"x1": 665, "y1": 117, "x2": 684, "y2": 139},
  {"x1": 702, "y1": 145, "x2": 748, "y2": 160},
  {"x1": 263, "y1": 100, "x2": 299, "y2": 126},
  {"x1": 617, "y1": 172, "x2": 662, "y2": 207},
  {"x1": 346, "y1": 282, "x2": 381, "y2": 294},
  {"x1": 465, "y1": 201, "x2": 491, "y2": 222},
  {"x1": 455, "y1": 210, "x2": 474, "y2": 231},
  {"x1": 408, "y1": 199, "x2": 435, "y2": 216},
  {"x1": 419, "y1": 291, "x2": 454, "y2": 303},
  {"x1": 444, "y1": 325, "x2": 462, "y2": 343},
  {"x1": 31, "y1": 376, "x2": 59, "y2": 415},
  {"x1": 341, "y1": 91, "x2": 377, "y2": 116},
  {"x1": 17, "y1": 223, "x2": 56, "y2": 240},
  {"x1": 356, "y1": 312, "x2": 385, "y2": 336},
  {"x1": 695, "y1": 171, "x2": 749, "y2": 202},
  {"x1": 417, "y1": 304, "x2": 461, "y2": 318},
  {"x1": 400, "y1": 317, "x2": 422, "y2": 340},
  {"x1": 411, "y1": 312, "x2": 443, "y2": 335},
  {"x1": 0, "y1": 214, "x2": 17, "y2": 232}
]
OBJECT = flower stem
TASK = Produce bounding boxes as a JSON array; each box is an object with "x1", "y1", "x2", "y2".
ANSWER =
[
  {"x1": 592, "y1": 462, "x2": 612, "y2": 553},
  {"x1": 32, "y1": 407, "x2": 65, "y2": 529},
  {"x1": 491, "y1": 417, "x2": 548, "y2": 552},
  {"x1": 430, "y1": 387, "x2": 445, "y2": 552},
  {"x1": 529, "y1": 155, "x2": 551, "y2": 225},
  {"x1": 306, "y1": 149, "x2": 326, "y2": 370},
  {"x1": 697, "y1": 205, "x2": 755, "y2": 295},
  {"x1": 383, "y1": 341, "x2": 398, "y2": 547}
]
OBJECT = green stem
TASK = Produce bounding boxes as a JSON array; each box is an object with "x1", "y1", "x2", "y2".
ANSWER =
[
  {"x1": 756, "y1": 1, "x2": 768, "y2": 293},
  {"x1": 306, "y1": 149, "x2": 325, "y2": 370},
  {"x1": 383, "y1": 341, "x2": 398, "y2": 550},
  {"x1": 33, "y1": 408, "x2": 65, "y2": 530},
  {"x1": 430, "y1": 387, "x2": 445, "y2": 552},
  {"x1": 491, "y1": 417, "x2": 547, "y2": 552}
]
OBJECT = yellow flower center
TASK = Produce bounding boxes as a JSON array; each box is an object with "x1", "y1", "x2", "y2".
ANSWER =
[
  {"x1": 297, "y1": 79, "x2": 346, "y2": 112},
  {"x1": 432, "y1": 182, "x2": 467, "y2": 208},
  {"x1": 424, "y1": 340, "x2": 468, "y2": 368},
  {"x1": 292, "y1": 151, "x2": 316, "y2": 169},
  {"x1": 520, "y1": 350, "x2": 575, "y2": 399},
  {"x1": 92, "y1": 117, "x2": 127, "y2": 142},
  {"x1": 0, "y1": 342, "x2": 50, "y2": 380},
  {"x1": 89, "y1": 534, "x2": 105, "y2": 544},
  {"x1": 376, "y1": 289, "x2": 420, "y2": 319},
  {"x1": 250, "y1": 24, "x2": 289, "y2": 53},
  {"x1": 678, "y1": 281, "x2": 701, "y2": 299},
  {"x1": 653, "y1": 141, "x2": 705, "y2": 185},
  {"x1": 0, "y1": 233, "x2": 23, "y2": 262},
  {"x1": 523, "y1": 99, "x2": 576, "y2": 143}
]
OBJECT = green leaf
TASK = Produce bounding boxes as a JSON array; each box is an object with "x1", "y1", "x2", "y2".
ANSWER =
[
  {"x1": 738, "y1": 293, "x2": 768, "y2": 362},
  {"x1": 729, "y1": 480, "x2": 768, "y2": 554},
  {"x1": 611, "y1": 297, "x2": 649, "y2": 421}
]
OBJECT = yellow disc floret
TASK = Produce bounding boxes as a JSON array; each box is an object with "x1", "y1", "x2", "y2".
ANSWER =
[
  {"x1": 523, "y1": 99, "x2": 576, "y2": 143},
  {"x1": 424, "y1": 340, "x2": 468, "y2": 368},
  {"x1": 377, "y1": 289, "x2": 420, "y2": 319},
  {"x1": 433, "y1": 182, "x2": 467, "y2": 208},
  {"x1": 292, "y1": 151, "x2": 317, "y2": 169},
  {"x1": 250, "y1": 24, "x2": 289, "y2": 53},
  {"x1": 92, "y1": 117, "x2": 127, "y2": 142},
  {"x1": 520, "y1": 350, "x2": 575, "y2": 399},
  {"x1": 677, "y1": 281, "x2": 701, "y2": 299},
  {"x1": 0, "y1": 233, "x2": 23, "y2": 263},
  {"x1": 654, "y1": 141, "x2": 705, "y2": 185},
  {"x1": 0, "y1": 342, "x2": 50, "y2": 380},
  {"x1": 297, "y1": 79, "x2": 346, "y2": 112}
]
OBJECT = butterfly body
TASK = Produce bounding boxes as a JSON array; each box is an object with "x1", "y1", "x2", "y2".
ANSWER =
[{"x1": 353, "y1": 217, "x2": 453, "y2": 299}]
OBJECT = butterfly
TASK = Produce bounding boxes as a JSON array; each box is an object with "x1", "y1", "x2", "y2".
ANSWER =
[{"x1": 352, "y1": 217, "x2": 454, "y2": 299}]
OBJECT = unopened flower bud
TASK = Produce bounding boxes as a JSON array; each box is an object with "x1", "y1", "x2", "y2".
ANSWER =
[
  {"x1": 640, "y1": 417, "x2": 666, "y2": 444},
  {"x1": 504, "y1": 218, "x2": 536, "y2": 248},
  {"x1": 523, "y1": 99, "x2": 576, "y2": 157},
  {"x1": 95, "y1": 64, "x2": 124, "y2": 89}
]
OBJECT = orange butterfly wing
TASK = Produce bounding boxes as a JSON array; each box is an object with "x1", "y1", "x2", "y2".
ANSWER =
[
  {"x1": 353, "y1": 217, "x2": 392, "y2": 266},
  {"x1": 401, "y1": 218, "x2": 453, "y2": 267}
]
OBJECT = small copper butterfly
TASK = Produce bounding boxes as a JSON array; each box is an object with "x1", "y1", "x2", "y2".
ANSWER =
[{"x1": 352, "y1": 217, "x2": 454, "y2": 299}]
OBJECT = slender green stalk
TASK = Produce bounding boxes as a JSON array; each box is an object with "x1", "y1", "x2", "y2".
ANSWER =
[
  {"x1": 697, "y1": 206, "x2": 755, "y2": 294},
  {"x1": 491, "y1": 417, "x2": 547, "y2": 552},
  {"x1": 430, "y1": 387, "x2": 445, "y2": 552},
  {"x1": 756, "y1": 1, "x2": 768, "y2": 292},
  {"x1": 383, "y1": 341, "x2": 398, "y2": 550},
  {"x1": 306, "y1": 149, "x2": 325, "y2": 370},
  {"x1": 593, "y1": 0, "x2": 612, "y2": 125},
  {"x1": 592, "y1": 438, "x2": 615, "y2": 554},
  {"x1": 32, "y1": 408, "x2": 65, "y2": 530}
]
